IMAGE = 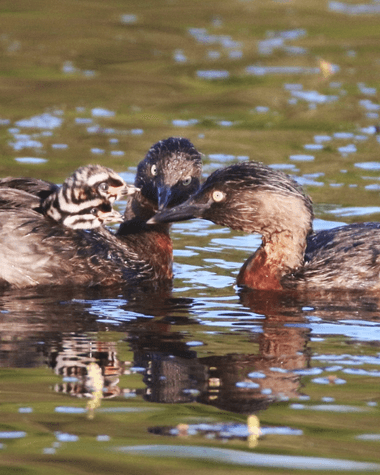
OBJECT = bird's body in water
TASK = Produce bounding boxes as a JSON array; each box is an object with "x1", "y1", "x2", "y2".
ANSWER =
[
  {"x1": 0, "y1": 165, "x2": 135, "y2": 287},
  {"x1": 150, "y1": 161, "x2": 380, "y2": 291},
  {"x1": 0, "y1": 137, "x2": 202, "y2": 288}
]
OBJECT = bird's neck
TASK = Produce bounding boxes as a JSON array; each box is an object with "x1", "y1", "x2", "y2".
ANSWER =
[{"x1": 237, "y1": 228, "x2": 309, "y2": 290}]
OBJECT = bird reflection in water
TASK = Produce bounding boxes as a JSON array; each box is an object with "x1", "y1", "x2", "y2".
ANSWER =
[{"x1": 2, "y1": 284, "x2": 379, "y2": 444}]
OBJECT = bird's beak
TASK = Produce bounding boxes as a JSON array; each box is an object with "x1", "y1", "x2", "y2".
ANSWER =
[
  {"x1": 120, "y1": 183, "x2": 140, "y2": 197},
  {"x1": 99, "y1": 209, "x2": 124, "y2": 224},
  {"x1": 157, "y1": 184, "x2": 173, "y2": 211},
  {"x1": 147, "y1": 200, "x2": 208, "y2": 225}
]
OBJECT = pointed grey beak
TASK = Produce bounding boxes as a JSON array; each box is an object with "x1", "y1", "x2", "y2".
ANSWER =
[
  {"x1": 147, "y1": 201, "x2": 208, "y2": 225},
  {"x1": 157, "y1": 185, "x2": 173, "y2": 211}
]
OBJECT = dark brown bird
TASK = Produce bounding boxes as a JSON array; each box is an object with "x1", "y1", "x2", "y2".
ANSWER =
[{"x1": 150, "y1": 160, "x2": 380, "y2": 291}]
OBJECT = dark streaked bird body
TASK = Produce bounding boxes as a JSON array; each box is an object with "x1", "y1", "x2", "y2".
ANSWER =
[
  {"x1": 150, "y1": 161, "x2": 380, "y2": 291},
  {"x1": 0, "y1": 137, "x2": 202, "y2": 288}
]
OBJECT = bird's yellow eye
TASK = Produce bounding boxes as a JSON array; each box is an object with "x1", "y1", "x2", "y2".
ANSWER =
[
  {"x1": 151, "y1": 164, "x2": 158, "y2": 176},
  {"x1": 212, "y1": 191, "x2": 225, "y2": 202},
  {"x1": 182, "y1": 177, "x2": 192, "y2": 186}
]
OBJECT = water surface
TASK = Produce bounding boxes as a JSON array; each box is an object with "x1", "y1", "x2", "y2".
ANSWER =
[{"x1": 1, "y1": 1, "x2": 380, "y2": 474}]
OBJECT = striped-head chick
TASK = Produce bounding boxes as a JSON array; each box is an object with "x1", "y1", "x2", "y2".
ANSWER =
[{"x1": 42, "y1": 165, "x2": 137, "y2": 229}]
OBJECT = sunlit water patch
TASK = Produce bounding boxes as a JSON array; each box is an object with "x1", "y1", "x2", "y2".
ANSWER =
[
  {"x1": 196, "y1": 70, "x2": 230, "y2": 80},
  {"x1": 15, "y1": 157, "x2": 48, "y2": 164},
  {"x1": 289, "y1": 154, "x2": 315, "y2": 161},
  {"x1": 8, "y1": 134, "x2": 43, "y2": 151},
  {"x1": 326, "y1": 206, "x2": 380, "y2": 217},
  {"x1": 329, "y1": 1, "x2": 380, "y2": 15},
  {"x1": 114, "y1": 445, "x2": 380, "y2": 470},
  {"x1": 247, "y1": 66, "x2": 321, "y2": 76},
  {"x1": 355, "y1": 161, "x2": 380, "y2": 170},
  {"x1": 15, "y1": 113, "x2": 63, "y2": 129}
]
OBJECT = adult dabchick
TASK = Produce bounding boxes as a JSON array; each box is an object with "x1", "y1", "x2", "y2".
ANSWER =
[{"x1": 150, "y1": 161, "x2": 380, "y2": 291}]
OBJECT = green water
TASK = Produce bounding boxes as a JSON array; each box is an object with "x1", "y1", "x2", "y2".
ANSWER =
[{"x1": 1, "y1": 0, "x2": 380, "y2": 473}]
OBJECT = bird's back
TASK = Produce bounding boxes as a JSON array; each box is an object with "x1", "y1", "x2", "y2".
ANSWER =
[{"x1": 283, "y1": 222, "x2": 380, "y2": 290}]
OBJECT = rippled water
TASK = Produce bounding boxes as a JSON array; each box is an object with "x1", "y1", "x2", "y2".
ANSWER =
[{"x1": 1, "y1": 1, "x2": 380, "y2": 473}]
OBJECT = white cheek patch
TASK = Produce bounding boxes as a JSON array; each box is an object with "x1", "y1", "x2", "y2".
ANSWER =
[
  {"x1": 59, "y1": 194, "x2": 104, "y2": 213},
  {"x1": 62, "y1": 214, "x2": 100, "y2": 229}
]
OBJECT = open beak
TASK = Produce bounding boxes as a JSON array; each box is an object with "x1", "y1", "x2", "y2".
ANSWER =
[
  {"x1": 108, "y1": 183, "x2": 140, "y2": 202},
  {"x1": 122, "y1": 184, "x2": 140, "y2": 196}
]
